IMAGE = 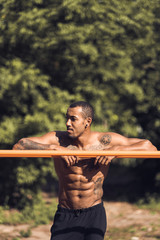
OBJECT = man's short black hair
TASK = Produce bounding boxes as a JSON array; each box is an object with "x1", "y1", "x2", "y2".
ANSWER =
[{"x1": 69, "y1": 101, "x2": 94, "y2": 121}]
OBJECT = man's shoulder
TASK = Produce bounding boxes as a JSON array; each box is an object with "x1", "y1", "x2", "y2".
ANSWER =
[
  {"x1": 92, "y1": 131, "x2": 114, "y2": 138},
  {"x1": 92, "y1": 131, "x2": 115, "y2": 146},
  {"x1": 42, "y1": 131, "x2": 68, "y2": 144},
  {"x1": 54, "y1": 131, "x2": 68, "y2": 137},
  {"x1": 47, "y1": 131, "x2": 67, "y2": 136}
]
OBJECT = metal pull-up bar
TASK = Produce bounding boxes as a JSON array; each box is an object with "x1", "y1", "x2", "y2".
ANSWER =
[{"x1": 0, "y1": 150, "x2": 160, "y2": 158}]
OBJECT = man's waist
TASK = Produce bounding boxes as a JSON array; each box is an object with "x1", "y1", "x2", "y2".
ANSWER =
[{"x1": 58, "y1": 201, "x2": 103, "y2": 213}]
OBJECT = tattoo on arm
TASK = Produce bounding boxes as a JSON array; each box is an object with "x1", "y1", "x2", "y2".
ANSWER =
[
  {"x1": 100, "y1": 134, "x2": 111, "y2": 146},
  {"x1": 94, "y1": 177, "x2": 103, "y2": 197},
  {"x1": 20, "y1": 139, "x2": 50, "y2": 150}
]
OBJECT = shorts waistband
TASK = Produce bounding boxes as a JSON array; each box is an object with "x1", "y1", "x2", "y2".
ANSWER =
[{"x1": 57, "y1": 202, "x2": 103, "y2": 214}]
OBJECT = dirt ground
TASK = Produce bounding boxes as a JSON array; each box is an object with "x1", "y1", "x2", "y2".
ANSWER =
[
  {"x1": 0, "y1": 202, "x2": 160, "y2": 240},
  {"x1": 0, "y1": 201, "x2": 160, "y2": 240}
]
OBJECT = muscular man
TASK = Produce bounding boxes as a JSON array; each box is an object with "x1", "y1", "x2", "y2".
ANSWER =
[{"x1": 13, "y1": 101, "x2": 157, "y2": 240}]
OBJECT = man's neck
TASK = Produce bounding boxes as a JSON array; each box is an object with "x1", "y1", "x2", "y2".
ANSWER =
[{"x1": 73, "y1": 130, "x2": 92, "y2": 149}]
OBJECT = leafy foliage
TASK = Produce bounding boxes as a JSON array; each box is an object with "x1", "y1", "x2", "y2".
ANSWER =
[
  {"x1": 0, "y1": 0, "x2": 160, "y2": 207},
  {"x1": 0, "y1": 195, "x2": 57, "y2": 225}
]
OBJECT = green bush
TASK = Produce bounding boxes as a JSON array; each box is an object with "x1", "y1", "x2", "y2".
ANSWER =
[
  {"x1": 1, "y1": 195, "x2": 57, "y2": 225},
  {"x1": 19, "y1": 228, "x2": 31, "y2": 238}
]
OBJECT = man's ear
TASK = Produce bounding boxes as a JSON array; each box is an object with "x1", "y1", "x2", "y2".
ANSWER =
[{"x1": 86, "y1": 117, "x2": 92, "y2": 127}]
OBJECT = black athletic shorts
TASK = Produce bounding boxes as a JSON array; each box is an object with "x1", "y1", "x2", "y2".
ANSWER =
[{"x1": 50, "y1": 202, "x2": 107, "y2": 240}]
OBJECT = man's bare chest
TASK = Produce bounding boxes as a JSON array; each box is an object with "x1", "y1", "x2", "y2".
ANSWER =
[{"x1": 66, "y1": 143, "x2": 107, "y2": 151}]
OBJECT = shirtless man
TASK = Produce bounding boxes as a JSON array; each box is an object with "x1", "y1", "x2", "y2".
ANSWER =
[{"x1": 13, "y1": 101, "x2": 157, "y2": 240}]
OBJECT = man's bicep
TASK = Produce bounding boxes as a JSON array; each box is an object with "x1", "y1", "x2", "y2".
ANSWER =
[
  {"x1": 111, "y1": 133, "x2": 144, "y2": 146},
  {"x1": 24, "y1": 132, "x2": 59, "y2": 145},
  {"x1": 102, "y1": 132, "x2": 144, "y2": 146}
]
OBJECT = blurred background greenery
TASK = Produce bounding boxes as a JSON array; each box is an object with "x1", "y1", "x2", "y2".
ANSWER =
[{"x1": 0, "y1": 0, "x2": 160, "y2": 212}]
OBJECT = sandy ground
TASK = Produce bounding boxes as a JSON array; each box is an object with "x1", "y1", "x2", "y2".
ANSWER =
[{"x1": 0, "y1": 201, "x2": 160, "y2": 240}]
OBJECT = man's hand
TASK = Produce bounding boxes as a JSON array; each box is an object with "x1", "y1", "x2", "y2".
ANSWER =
[
  {"x1": 60, "y1": 155, "x2": 78, "y2": 167},
  {"x1": 49, "y1": 145, "x2": 78, "y2": 167},
  {"x1": 94, "y1": 145, "x2": 120, "y2": 166},
  {"x1": 94, "y1": 155, "x2": 115, "y2": 166}
]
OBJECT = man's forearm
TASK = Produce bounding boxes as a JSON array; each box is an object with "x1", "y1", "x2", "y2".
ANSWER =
[
  {"x1": 110, "y1": 140, "x2": 157, "y2": 152},
  {"x1": 13, "y1": 138, "x2": 54, "y2": 150}
]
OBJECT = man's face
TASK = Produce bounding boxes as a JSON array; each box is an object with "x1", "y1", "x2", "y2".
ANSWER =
[{"x1": 66, "y1": 106, "x2": 87, "y2": 138}]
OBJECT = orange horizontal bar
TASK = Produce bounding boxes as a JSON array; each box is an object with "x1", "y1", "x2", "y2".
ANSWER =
[{"x1": 0, "y1": 150, "x2": 160, "y2": 158}]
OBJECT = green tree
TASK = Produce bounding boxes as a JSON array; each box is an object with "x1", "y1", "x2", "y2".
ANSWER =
[{"x1": 0, "y1": 0, "x2": 160, "y2": 207}]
